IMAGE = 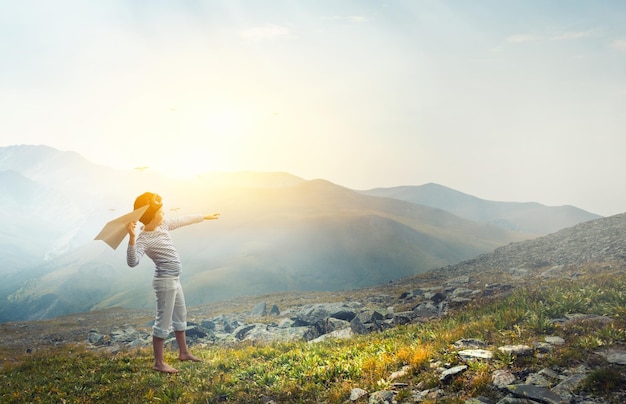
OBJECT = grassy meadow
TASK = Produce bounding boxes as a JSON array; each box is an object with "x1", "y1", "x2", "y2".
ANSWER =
[{"x1": 1, "y1": 266, "x2": 626, "y2": 403}]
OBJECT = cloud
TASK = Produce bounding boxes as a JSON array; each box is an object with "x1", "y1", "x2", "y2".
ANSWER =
[
  {"x1": 322, "y1": 15, "x2": 368, "y2": 23},
  {"x1": 551, "y1": 30, "x2": 597, "y2": 40},
  {"x1": 506, "y1": 30, "x2": 597, "y2": 45},
  {"x1": 240, "y1": 24, "x2": 292, "y2": 41},
  {"x1": 506, "y1": 34, "x2": 542, "y2": 44},
  {"x1": 611, "y1": 38, "x2": 626, "y2": 52}
]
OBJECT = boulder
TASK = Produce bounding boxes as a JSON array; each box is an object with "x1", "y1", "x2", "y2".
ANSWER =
[
  {"x1": 268, "y1": 304, "x2": 280, "y2": 316},
  {"x1": 350, "y1": 316, "x2": 369, "y2": 335},
  {"x1": 251, "y1": 302, "x2": 267, "y2": 317}
]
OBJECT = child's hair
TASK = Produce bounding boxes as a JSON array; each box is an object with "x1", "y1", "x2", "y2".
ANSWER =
[{"x1": 134, "y1": 192, "x2": 163, "y2": 224}]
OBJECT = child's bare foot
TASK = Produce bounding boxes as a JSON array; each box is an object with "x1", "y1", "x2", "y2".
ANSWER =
[
  {"x1": 153, "y1": 362, "x2": 179, "y2": 373},
  {"x1": 179, "y1": 353, "x2": 201, "y2": 362}
]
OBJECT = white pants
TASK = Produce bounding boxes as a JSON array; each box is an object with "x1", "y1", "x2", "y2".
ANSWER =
[{"x1": 152, "y1": 277, "x2": 187, "y2": 339}]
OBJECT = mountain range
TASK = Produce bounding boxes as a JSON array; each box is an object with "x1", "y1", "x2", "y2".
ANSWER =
[{"x1": 0, "y1": 145, "x2": 602, "y2": 322}]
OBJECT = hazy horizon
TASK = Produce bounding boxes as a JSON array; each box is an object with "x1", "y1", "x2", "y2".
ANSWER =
[{"x1": 2, "y1": 1, "x2": 626, "y2": 216}]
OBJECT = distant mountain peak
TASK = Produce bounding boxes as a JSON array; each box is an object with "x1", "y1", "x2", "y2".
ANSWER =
[{"x1": 360, "y1": 184, "x2": 601, "y2": 235}]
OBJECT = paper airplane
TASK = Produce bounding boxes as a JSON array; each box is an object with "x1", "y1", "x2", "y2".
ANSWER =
[{"x1": 94, "y1": 205, "x2": 149, "y2": 250}]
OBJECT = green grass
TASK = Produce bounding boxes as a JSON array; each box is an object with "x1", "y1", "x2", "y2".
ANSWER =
[{"x1": 2, "y1": 266, "x2": 626, "y2": 403}]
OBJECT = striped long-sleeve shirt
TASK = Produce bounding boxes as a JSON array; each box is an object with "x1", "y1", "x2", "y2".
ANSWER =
[{"x1": 127, "y1": 215, "x2": 204, "y2": 278}]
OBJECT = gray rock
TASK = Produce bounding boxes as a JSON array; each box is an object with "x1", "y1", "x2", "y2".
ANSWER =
[
  {"x1": 200, "y1": 319, "x2": 216, "y2": 330},
  {"x1": 251, "y1": 302, "x2": 267, "y2": 317},
  {"x1": 389, "y1": 365, "x2": 410, "y2": 381},
  {"x1": 524, "y1": 372, "x2": 552, "y2": 387},
  {"x1": 544, "y1": 336, "x2": 565, "y2": 345},
  {"x1": 278, "y1": 318, "x2": 294, "y2": 328},
  {"x1": 492, "y1": 369, "x2": 516, "y2": 388},
  {"x1": 128, "y1": 337, "x2": 150, "y2": 348},
  {"x1": 596, "y1": 348, "x2": 626, "y2": 365},
  {"x1": 295, "y1": 302, "x2": 361, "y2": 325},
  {"x1": 368, "y1": 390, "x2": 394, "y2": 404},
  {"x1": 350, "y1": 387, "x2": 368, "y2": 401},
  {"x1": 233, "y1": 324, "x2": 256, "y2": 340},
  {"x1": 357, "y1": 309, "x2": 384, "y2": 324},
  {"x1": 498, "y1": 345, "x2": 533, "y2": 356},
  {"x1": 464, "y1": 398, "x2": 492, "y2": 404},
  {"x1": 350, "y1": 316, "x2": 369, "y2": 335},
  {"x1": 413, "y1": 388, "x2": 445, "y2": 401},
  {"x1": 412, "y1": 302, "x2": 439, "y2": 318},
  {"x1": 185, "y1": 325, "x2": 209, "y2": 339},
  {"x1": 309, "y1": 328, "x2": 353, "y2": 343},
  {"x1": 110, "y1": 327, "x2": 145, "y2": 343},
  {"x1": 245, "y1": 325, "x2": 312, "y2": 343},
  {"x1": 392, "y1": 311, "x2": 414, "y2": 325},
  {"x1": 440, "y1": 365, "x2": 468, "y2": 382},
  {"x1": 537, "y1": 368, "x2": 560, "y2": 381},
  {"x1": 551, "y1": 373, "x2": 586, "y2": 401},
  {"x1": 268, "y1": 304, "x2": 280, "y2": 316},
  {"x1": 211, "y1": 314, "x2": 239, "y2": 333},
  {"x1": 445, "y1": 275, "x2": 470, "y2": 286},
  {"x1": 459, "y1": 349, "x2": 493, "y2": 360},
  {"x1": 505, "y1": 384, "x2": 563, "y2": 404},
  {"x1": 87, "y1": 330, "x2": 105, "y2": 345},
  {"x1": 452, "y1": 287, "x2": 474, "y2": 298},
  {"x1": 450, "y1": 297, "x2": 473, "y2": 307},
  {"x1": 495, "y1": 397, "x2": 537, "y2": 403},
  {"x1": 326, "y1": 317, "x2": 350, "y2": 333},
  {"x1": 330, "y1": 308, "x2": 357, "y2": 322},
  {"x1": 534, "y1": 342, "x2": 554, "y2": 354},
  {"x1": 427, "y1": 291, "x2": 447, "y2": 304}
]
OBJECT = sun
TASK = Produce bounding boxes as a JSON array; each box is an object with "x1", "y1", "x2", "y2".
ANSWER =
[
  {"x1": 151, "y1": 102, "x2": 258, "y2": 179},
  {"x1": 199, "y1": 108, "x2": 242, "y2": 135}
]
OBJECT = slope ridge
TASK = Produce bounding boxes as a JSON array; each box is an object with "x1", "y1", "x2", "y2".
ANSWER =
[{"x1": 361, "y1": 183, "x2": 601, "y2": 234}]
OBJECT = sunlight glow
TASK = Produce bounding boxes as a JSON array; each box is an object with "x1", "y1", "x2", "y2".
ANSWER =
[{"x1": 153, "y1": 102, "x2": 262, "y2": 179}]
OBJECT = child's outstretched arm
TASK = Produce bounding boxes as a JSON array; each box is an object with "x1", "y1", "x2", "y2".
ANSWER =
[{"x1": 166, "y1": 213, "x2": 220, "y2": 231}]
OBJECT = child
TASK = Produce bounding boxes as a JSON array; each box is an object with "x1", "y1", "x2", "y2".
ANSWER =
[{"x1": 126, "y1": 192, "x2": 220, "y2": 373}]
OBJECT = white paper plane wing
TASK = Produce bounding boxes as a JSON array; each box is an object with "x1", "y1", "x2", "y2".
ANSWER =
[{"x1": 94, "y1": 205, "x2": 149, "y2": 250}]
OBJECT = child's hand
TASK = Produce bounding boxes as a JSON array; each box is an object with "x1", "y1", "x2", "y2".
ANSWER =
[
  {"x1": 127, "y1": 222, "x2": 137, "y2": 245},
  {"x1": 127, "y1": 221, "x2": 137, "y2": 236},
  {"x1": 204, "y1": 213, "x2": 221, "y2": 220}
]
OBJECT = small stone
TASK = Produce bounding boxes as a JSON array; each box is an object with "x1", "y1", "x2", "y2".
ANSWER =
[
  {"x1": 459, "y1": 349, "x2": 493, "y2": 360},
  {"x1": 596, "y1": 348, "x2": 626, "y2": 365},
  {"x1": 552, "y1": 373, "x2": 586, "y2": 400},
  {"x1": 544, "y1": 336, "x2": 565, "y2": 345},
  {"x1": 368, "y1": 390, "x2": 394, "y2": 404},
  {"x1": 534, "y1": 342, "x2": 554, "y2": 354},
  {"x1": 389, "y1": 365, "x2": 410, "y2": 380},
  {"x1": 440, "y1": 365, "x2": 467, "y2": 382},
  {"x1": 350, "y1": 387, "x2": 368, "y2": 401},
  {"x1": 87, "y1": 330, "x2": 105, "y2": 345},
  {"x1": 492, "y1": 369, "x2": 516, "y2": 388},
  {"x1": 525, "y1": 372, "x2": 551, "y2": 387},
  {"x1": 505, "y1": 384, "x2": 562, "y2": 404},
  {"x1": 498, "y1": 344, "x2": 533, "y2": 356}
]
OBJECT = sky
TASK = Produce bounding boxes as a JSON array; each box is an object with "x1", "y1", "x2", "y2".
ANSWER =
[{"x1": 1, "y1": 1, "x2": 626, "y2": 216}]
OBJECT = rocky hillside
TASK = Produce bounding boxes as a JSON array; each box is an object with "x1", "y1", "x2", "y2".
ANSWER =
[
  {"x1": 2, "y1": 210, "x2": 625, "y2": 402},
  {"x1": 5, "y1": 211, "x2": 625, "y2": 354},
  {"x1": 444, "y1": 212, "x2": 626, "y2": 275}
]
